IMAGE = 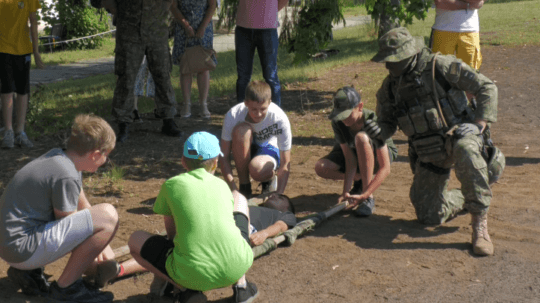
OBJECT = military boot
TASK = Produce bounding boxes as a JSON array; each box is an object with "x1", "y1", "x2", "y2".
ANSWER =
[
  {"x1": 117, "y1": 122, "x2": 130, "y2": 143},
  {"x1": 471, "y1": 213, "x2": 493, "y2": 256},
  {"x1": 161, "y1": 119, "x2": 183, "y2": 137}
]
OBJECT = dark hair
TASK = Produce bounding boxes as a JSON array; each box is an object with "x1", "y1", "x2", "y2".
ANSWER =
[{"x1": 263, "y1": 194, "x2": 295, "y2": 214}]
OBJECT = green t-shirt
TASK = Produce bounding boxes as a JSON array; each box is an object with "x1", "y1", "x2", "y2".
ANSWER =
[{"x1": 154, "y1": 168, "x2": 253, "y2": 291}]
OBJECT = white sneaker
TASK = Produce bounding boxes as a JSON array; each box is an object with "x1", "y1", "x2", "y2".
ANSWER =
[{"x1": 261, "y1": 175, "x2": 278, "y2": 194}]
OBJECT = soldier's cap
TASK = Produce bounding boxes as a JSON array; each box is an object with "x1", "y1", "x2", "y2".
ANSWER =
[
  {"x1": 328, "y1": 86, "x2": 361, "y2": 121},
  {"x1": 184, "y1": 131, "x2": 223, "y2": 160},
  {"x1": 371, "y1": 27, "x2": 424, "y2": 63}
]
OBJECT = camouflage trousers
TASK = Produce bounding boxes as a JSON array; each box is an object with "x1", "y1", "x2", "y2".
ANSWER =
[
  {"x1": 409, "y1": 134, "x2": 491, "y2": 225},
  {"x1": 112, "y1": 38, "x2": 177, "y2": 123}
]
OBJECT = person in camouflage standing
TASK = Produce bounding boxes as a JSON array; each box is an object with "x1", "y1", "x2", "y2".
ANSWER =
[
  {"x1": 365, "y1": 27, "x2": 505, "y2": 256},
  {"x1": 106, "y1": 0, "x2": 182, "y2": 143}
]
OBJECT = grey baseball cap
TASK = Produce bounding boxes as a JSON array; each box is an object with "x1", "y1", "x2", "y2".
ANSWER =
[
  {"x1": 328, "y1": 87, "x2": 361, "y2": 121},
  {"x1": 371, "y1": 27, "x2": 424, "y2": 63}
]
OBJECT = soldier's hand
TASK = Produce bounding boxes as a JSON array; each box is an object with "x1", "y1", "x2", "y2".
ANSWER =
[
  {"x1": 364, "y1": 119, "x2": 384, "y2": 148},
  {"x1": 454, "y1": 123, "x2": 482, "y2": 139}
]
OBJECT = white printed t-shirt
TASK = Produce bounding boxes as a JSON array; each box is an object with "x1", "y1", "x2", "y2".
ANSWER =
[{"x1": 221, "y1": 102, "x2": 292, "y2": 151}]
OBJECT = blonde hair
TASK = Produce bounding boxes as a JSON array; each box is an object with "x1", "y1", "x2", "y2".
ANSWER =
[
  {"x1": 245, "y1": 80, "x2": 272, "y2": 104},
  {"x1": 66, "y1": 114, "x2": 116, "y2": 156}
]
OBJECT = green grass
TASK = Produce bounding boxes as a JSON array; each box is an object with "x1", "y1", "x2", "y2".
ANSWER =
[
  {"x1": 35, "y1": 36, "x2": 116, "y2": 68},
  {"x1": 26, "y1": 0, "x2": 540, "y2": 137}
]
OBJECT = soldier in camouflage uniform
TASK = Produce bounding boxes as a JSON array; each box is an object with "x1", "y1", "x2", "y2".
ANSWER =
[
  {"x1": 108, "y1": 0, "x2": 182, "y2": 143},
  {"x1": 365, "y1": 27, "x2": 505, "y2": 256}
]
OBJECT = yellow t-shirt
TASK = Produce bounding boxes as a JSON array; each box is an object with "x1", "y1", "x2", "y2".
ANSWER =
[{"x1": 0, "y1": 0, "x2": 42, "y2": 55}]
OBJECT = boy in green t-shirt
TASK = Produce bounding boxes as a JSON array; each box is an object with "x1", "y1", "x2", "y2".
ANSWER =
[
  {"x1": 315, "y1": 86, "x2": 398, "y2": 216},
  {"x1": 128, "y1": 131, "x2": 258, "y2": 303}
]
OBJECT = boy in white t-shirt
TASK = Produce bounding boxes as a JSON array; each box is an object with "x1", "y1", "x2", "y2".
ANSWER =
[{"x1": 220, "y1": 80, "x2": 292, "y2": 198}]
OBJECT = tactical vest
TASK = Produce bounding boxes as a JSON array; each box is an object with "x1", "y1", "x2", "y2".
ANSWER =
[{"x1": 389, "y1": 51, "x2": 473, "y2": 163}]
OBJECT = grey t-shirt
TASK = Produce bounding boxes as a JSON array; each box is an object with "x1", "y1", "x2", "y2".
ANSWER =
[{"x1": 0, "y1": 148, "x2": 82, "y2": 263}]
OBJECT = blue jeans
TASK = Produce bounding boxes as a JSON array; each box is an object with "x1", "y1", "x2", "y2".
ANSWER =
[{"x1": 235, "y1": 26, "x2": 281, "y2": 107}]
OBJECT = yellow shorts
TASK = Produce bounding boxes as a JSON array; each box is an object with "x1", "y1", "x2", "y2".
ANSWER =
[{"x1": 430, "y1": 29, "x2": 482, "y2": 70}]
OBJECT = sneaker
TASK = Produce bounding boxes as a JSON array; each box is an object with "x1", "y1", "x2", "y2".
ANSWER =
[
  {"x1": 15, "y1": 131, "x2": 33, "y2": 148},
  {"x1": 354, "y1": 196, "x2": 375, "y2": 217},
  {"x1": 261, "y1": 175, "x2": 278, "y2": 195},
  {"x1": 233, "y1": 281, "x2": 259, "y2": 303},
  {"x1": 174, "y1": 288, "x2": 207, "y2": 303},
  {"x1": 49, "y1": 279, "x2": 114, "y2": 303},
  {"x1": 2, "y1": 129, "x2": 14, "y2": 149},
  {"x1": 7, "y1": 266, "x2": 50, "y2": 296},
  {"x1": 94, "y1": 260, "x2": 120, "y2": 288}
]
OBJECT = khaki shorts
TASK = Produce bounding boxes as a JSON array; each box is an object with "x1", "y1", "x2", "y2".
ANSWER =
[{"x1": 430, "y1": 29, "x2": 482, "y2": 70}]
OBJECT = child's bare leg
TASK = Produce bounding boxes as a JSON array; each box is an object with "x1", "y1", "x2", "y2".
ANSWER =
[
  {"x1": 128, "y1": 231, "x2": 184, "y2": 289},
  {"x1": 118, "y1": 258, "x2": 148, "y2": 277},
  {"x1": 354, "y1": 132, "x2": 375, "y2": 196},
  {"x1": 1, "y1": 93, "x2": 13, "y2": 129},
  {"x1": 57, "y1": 204, "x2": 119, "y2": 288},
  {"x1": 315, "y1": 158, "x2": 361, "y2": 181},
  {"x1": 232, "y1": 192, "x2": 249, "y2": 288},
  {"x1": 232, "y1": 122, "x2": 253, "y2": 185},
  {"x1": 14, "y1": 94, "x2": 29, "y2": 133},
  {"x1": 249, "y1": 155, "x2": 274, "y2": 182}
]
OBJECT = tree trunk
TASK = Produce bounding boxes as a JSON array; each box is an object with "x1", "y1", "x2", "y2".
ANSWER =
[{"x1": 377, "y1": 3, "x2": 399, "y2": 39}]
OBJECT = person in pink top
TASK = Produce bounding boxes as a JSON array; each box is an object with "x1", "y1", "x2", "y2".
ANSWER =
[{"x1": 235, "y1": 0, "x2": 288, "y2": 107}]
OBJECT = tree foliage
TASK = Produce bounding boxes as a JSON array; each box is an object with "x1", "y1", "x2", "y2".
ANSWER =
[
  {"x1": 365, "y1": 0, "x2": 431, "y2": 36},
  {"x1": 281, "y1": 0, "x2": 345, "y2": 64},
  {"x1": 39, "y1": 0, "x2": 110, "y2": 50}
]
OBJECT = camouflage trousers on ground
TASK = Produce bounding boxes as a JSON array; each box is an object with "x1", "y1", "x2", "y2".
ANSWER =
[
  {"x1": 409, "y1": 134, "x2": 491, "y2": 225},
  {"x1": 112, "y1": 38, "x2": 177, "y2": 123}
]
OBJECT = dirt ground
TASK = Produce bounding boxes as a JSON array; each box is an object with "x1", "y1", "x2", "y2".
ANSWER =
[{"x1": 1, "y1": 44, "x2": 540, "y2": 303}]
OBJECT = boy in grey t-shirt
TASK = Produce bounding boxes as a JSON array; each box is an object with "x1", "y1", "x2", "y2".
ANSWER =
[{"x1": 0, "y1": 115, "x2": 119, "y2": 302}]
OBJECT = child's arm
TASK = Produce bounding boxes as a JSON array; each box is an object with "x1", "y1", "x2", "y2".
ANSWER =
[
  {"x1": 339, "y1": 143, "x2": 358, "y2": 204},
  {"x1": 164, "y1": 215, "x2": 176, "y2": 240},
  {"x1": 249, "y1": 220, "x2": 288, "y2": 246},
  {"x1": 275, "y1": 150, "x2": 291, "y2": 194},
  {"x1": 219, "y1": 139, "x2": 238, "y2": 191},
  {"x1": 347, "y1": 145, "x2": 391, "y2": 205}
]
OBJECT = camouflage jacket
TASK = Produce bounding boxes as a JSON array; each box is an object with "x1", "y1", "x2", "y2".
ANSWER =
[
  {"x1": 115, "y1": 0, "x2": 172, "y2": 43},
  {"x1": 375, "y1": 48, "x2": 498, "y2": 142}
]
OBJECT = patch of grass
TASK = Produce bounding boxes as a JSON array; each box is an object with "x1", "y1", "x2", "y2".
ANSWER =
[
  {"x1": 35, "y1": 36, "x2": 116, "y2": 68},
  {"x1": 104, "y1": 165, "x2": 126, "y2": 182}
]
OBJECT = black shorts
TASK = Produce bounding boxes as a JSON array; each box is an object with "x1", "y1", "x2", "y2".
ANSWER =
[
  {"x1": 0, "y1": 52, "x2": 31, "y2": 95},
  {"x1": 140, "y1": 235, "x2": 174, "y2": 280},
  {"x1": 322, "y1": 143, "x2": 397, "y2": 174}
]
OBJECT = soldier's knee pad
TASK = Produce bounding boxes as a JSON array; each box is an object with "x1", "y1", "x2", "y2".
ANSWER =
[{"x1": 485, "y1": 146, "x2": 505, "y2": 185}]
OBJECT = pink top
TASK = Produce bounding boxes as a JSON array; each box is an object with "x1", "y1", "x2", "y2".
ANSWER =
[{"x1": 236, "y1": 0, "x2": 279, "y2": 29}]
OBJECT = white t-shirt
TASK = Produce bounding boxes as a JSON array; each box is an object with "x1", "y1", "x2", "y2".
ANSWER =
[
  {"x1": 433, "y1": 9, "x2": 479, "y2": 33},
  {"x1": 221, "y1": 102, "x2": 292, "y2": 151}
]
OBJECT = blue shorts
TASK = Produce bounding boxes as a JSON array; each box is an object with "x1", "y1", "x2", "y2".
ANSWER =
[{"x1": 251, "y1": 142, "x2": 280, "y2": 169}]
